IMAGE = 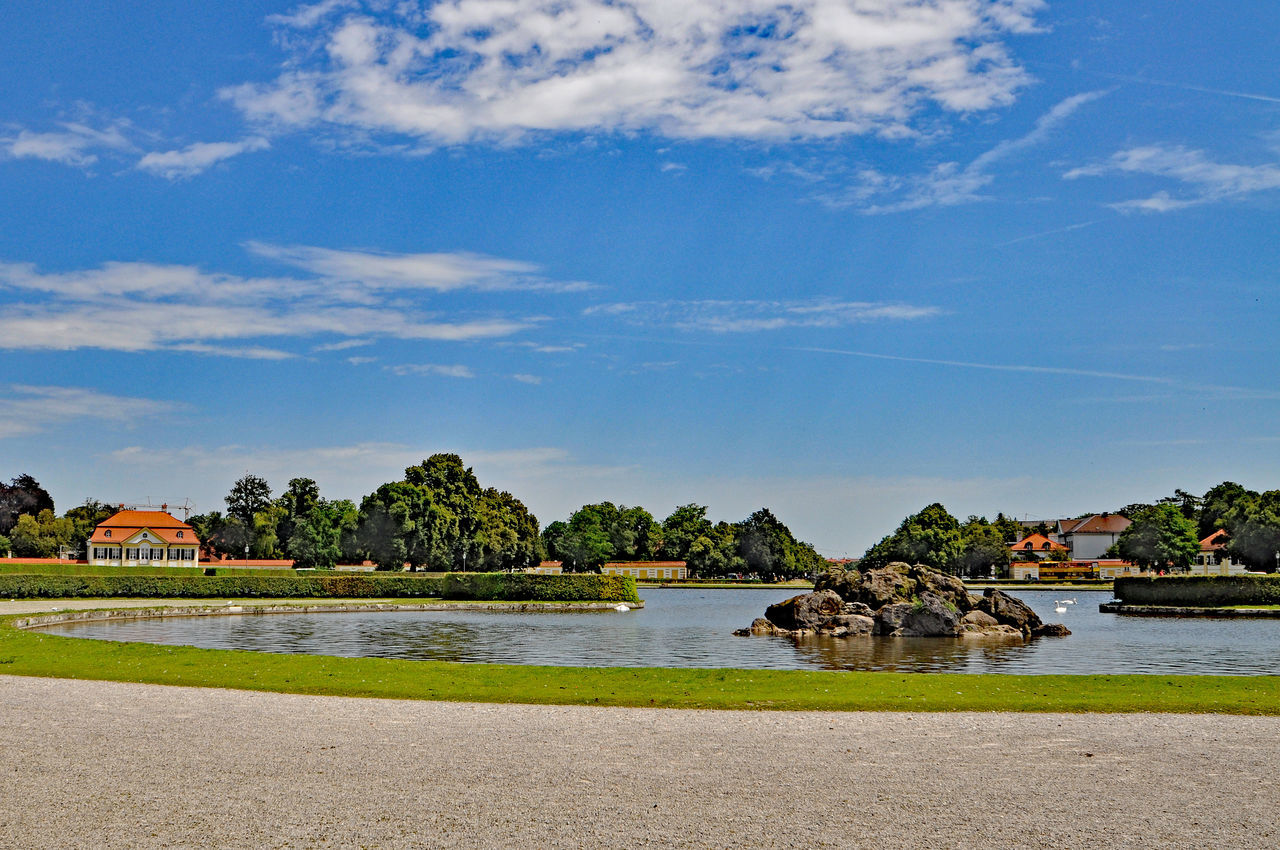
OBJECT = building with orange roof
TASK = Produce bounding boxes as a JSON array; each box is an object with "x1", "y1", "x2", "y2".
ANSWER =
[
  {"x1": 601, "y1": 561, "x2": 687, "y2": 580},
  {"x1": 1058, "y1": 513, "x2": 1131, "y2": 560},
  {"x1": 1009, "y1": 533, "x2": 1069, "y2": 560},
  {"x1": 88, "y1": 508, "x2": 201, "y2": 567},
  {"x1": 1191, "y1": 529, "x2": 1249, "y2": 575}
]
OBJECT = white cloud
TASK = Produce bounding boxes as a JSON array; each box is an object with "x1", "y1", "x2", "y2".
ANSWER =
[
  {"x1": 818, "y1": 90, "x2": 1109, "y2": 211},
  {"x1": 511, "y1": 373, "x2": 543, "y2": 384},
  {"x1": 0, "y1": 242, "x2": 586, "y2": 355},
  {"x1": 225, "y1": 0, "x2": 1043, "y2": 145},
  {"x1": 585, "y1": 298, "x2": 940, "y2": 333},
  {"x1": 387, "y1": 363, "x2": 476, "y2": 378},
  {"x1": 0, "y1": 121, "x2": 134, "y2": 168},
  {"x1": 1065, "y1": 144, "x2": 1280, "y2": 212},
  {"x1": 0, "y1": 385, "x2": 176, "y2": 438},
  {"x1": 136, "y1": 137, "x2": 270, "y2": 179},
  {"x1": 247, "y1": 241, "x2": 594, "y2": 292}
]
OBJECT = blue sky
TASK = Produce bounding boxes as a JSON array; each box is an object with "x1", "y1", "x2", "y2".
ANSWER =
[{"x1": 2, "y1": 0, "x2": 1278, "y2": 556}]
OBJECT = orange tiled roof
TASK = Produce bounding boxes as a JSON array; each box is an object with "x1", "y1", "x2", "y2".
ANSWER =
[
  {"x1": 1200, "y1": 529, "x2": 1229, "y2": 551},
  {"x1": 1063, "y1": 514, "x2": 1132, "y2": 535},
  {"x1": 89, "y1": 510, "x2": 199, "y2": 545},
  {"x1": 603, "y1": 561, "x2": 687, "y2": 568},
  {"x1": 1010, "y1": 533, "x2": 1067, "y2": 551}
]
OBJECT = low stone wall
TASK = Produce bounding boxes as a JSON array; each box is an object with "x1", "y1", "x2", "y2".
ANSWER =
[
  {"x1": 12, "y1": 599, "x2": 643, "y2": 630},
  {"x1": 1100, "y1": 602, "x2": 1280, "y2": 618}
]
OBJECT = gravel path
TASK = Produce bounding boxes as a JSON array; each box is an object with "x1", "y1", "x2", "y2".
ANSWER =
[{"x1": 1, "y1": 675, "x2": 1277, "y2": 848}]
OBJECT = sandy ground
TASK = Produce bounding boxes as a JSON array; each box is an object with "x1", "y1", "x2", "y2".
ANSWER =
[{"x1": 1, "y1": 675, "x2": 1277, "y2": 849}]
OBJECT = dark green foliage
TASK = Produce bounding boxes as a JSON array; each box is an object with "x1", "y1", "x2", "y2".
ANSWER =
[
  {"x1": 0, "y1": 571, "x2": 635, "y2": 602},
  {"x1": 441, "y1": 572, "x2": 639, "y2": 603},
  {"x1": 861, "y1": 503, "x2": 965, "y2": 573},
  {"x1": 0, "y1": 573, "x2": 443, "y2": 599},
  {"x1": 0, "y1": 474, "x2": 54, "y2": 535},
  {"x1": 660, "y1": 504, "x2": 713, "y2": 561},
  {"x1": 1115, "y1": 575, "x2": 1280, "y2": 607},
  {"x1": 736, "y1": 508, "x2": 824, "y2": 582},
  {"x1": 543, "y1": 502, "x2": 655, "y2": 571},
  {"x1": 1116, "y1": 503, "x2": 1201, "y2": 571},
  {"x1": 956, "y1": 516, "x2": 1013, "y2": 578},
  {"x1": 225, "y1": 474, "x2": 273, "y2": 524}
]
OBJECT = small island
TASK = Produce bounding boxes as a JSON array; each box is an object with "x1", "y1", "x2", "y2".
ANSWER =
[{"x1": 737, "y1": 561, "x2": 1070, "y2": 639}]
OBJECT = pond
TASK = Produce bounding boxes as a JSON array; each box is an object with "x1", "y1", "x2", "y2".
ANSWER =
[{"x1": 35, "y1": 588, "x2": 1280, "y2": 675}]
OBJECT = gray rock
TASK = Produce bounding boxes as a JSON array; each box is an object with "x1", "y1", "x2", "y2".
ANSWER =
[
  {"x1": 961, "y1": 610, "x2": 999, "y2": 628},
  {"x1": 899, "y1": 591, "x2": 961, "y2": 637},
  {"x1": 764, "y1": 590, "x2": 843, "y2": 632},
  {"x1": 977, "y1": 588, "x2": 1044, "y2": 637},
  {"x1": 841, "y1": 601, "x2": 875, "y2": 617},
  {"x1": 814, "y1": 566, "x2": 862, "y2": 599},
  {"x1": 822, "y1": 614, "x2": 874, "y2": 635},
  {"x1": 1032, "y1": 623, "x2": 1072, "y2": 637},
  {"x1": 874, "y1": 602, "x2": 913, "y2": 636}
]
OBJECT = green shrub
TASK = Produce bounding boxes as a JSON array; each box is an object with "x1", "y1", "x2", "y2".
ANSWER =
[
  {"x1": 0, "y1": 571, "x2": 638, "y2": 602},
  {"x1": 1115, "y1": 574, "x2": 1280, "y2": 607},
  {"x1": 0, "y1": 573, "x2": 443, "y2": 600},
  {"x1": 442, "y1": 573, "x2": 639, "y2": 603}
]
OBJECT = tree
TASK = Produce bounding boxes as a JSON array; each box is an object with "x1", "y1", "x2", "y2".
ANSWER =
[
  {"x1": 685, "y1": 522, "x2": 745, "y2": 577},
  {"x1": 861, "y1": 503, "x2": 964, "y2": 574},
  {"x1": 736, "y1": 508, "x2": 824, "y2": 582},
  {"x1": 660, "y1": 504, "x2": 714, "y2": 560},
  {"x1": 8, "y1": 509, "x2": 76, "y2": 558},
  {"x1": 1115, "y1": 503, "x2": 1199, "y2": 571},
  {"x1": 1198, "y1": 481, "x2": 1254, "y2": 540},
  {"x1": 289, "y1": 499, "x2": 359, "y2": 569},
  {"x1": 1224, "y1": 490, "x2": 1280, "y2": 573},
  {"x1": 225, "y1": 474, "x2": 272, "y2": 524},
  {"x1": 0, "y1": 474, "x2": 55, "y2": 535},
  {"x1": 554, "y1": 503, "x2": 616, "y2": 571},
  {"x1": 955, "y1": 516, "x2": 1012, "y2": 578},
  {"x1": 992, "y1": 513, "x2": 1023, "y2": 544}
]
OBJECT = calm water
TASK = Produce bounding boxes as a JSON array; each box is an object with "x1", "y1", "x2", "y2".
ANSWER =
[{"x1": 36, "y1": 588, "x2": 1280, "y2": 675}]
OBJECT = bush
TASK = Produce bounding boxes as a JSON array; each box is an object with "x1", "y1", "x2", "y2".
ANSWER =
[
  {"x1": 0, "y1": 573, "x2": 443, "y2": 600},
  {"x1": 0, "y1": 571, "x2": 638, "y2": 602},
  {"x1": 442, "y1": 572, "x2": 639, "y2": 603},
  {"x1": 1115, "y1": 575, "x2": 1280, "y2": 607}
]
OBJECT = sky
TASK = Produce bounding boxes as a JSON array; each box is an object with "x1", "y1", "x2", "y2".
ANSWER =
[{"x1": 2, "y1": 0, "x2": 1278, "y2": 556}]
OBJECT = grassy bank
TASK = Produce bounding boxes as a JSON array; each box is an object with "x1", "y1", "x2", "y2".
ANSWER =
[{"x1": 1, "y1": 604, "x2": 1276, "y2": 714}]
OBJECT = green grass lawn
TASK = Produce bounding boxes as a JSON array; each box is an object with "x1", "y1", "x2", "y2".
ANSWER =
[
  {"x1": 3, "y1": 604, "x2": 1277, "y2": 714},
  {"x1": 0, "y1": 562, "x2": 295, "y2": 577}
]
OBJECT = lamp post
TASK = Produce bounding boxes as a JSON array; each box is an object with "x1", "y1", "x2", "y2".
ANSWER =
[{"x1": 244, "y1": 544, "x2": 249, "y2": 562}]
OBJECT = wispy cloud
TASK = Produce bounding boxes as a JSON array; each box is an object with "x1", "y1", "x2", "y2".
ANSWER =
[
  {"x1": 1066, "y1": 145, "x2": 1280, "y2": 212},
  {"x1": 586, "y1": 298, "x2": 940, "y2": 333},
  {"x1": 0, "y1": 385, "x2": 176, "y2": 438},
  {"x1": 0, "y1": 120, "x2": 134, "y2": 168},
  {"x1": 386, "y1": 363, "x2": 476, "y2": 378},
  {"x1": 796, "y1": 345, "x2": 1280, "y2": 400},
  {"x1": 225, "y1": 0, "x2": 1042, "y2": 146},
  {"x1": 993, "y1": 219, "x2": 1099, "y2": 247},
  {"x1": 247, "y1": 242, "x2": 594, "y2": 293},
  {"x1": 841, "y1": 90, "x2": 1109, "y2": 212},
  {"x1": 136, "y1": 137, "x2": 270, "y2": 179},
  {"x1": 0, "y1": 243, "x2": 586, "y2": 356},
  {"x1": 511, "y1": 373, "x2": 543, "y2": 385}
]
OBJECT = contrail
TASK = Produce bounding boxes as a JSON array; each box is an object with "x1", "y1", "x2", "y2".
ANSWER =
[{"x1": 994, "y1": 220, "x2": 1100, "y2": 247}]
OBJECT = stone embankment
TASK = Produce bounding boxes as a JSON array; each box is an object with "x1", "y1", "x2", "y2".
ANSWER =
[{"x1": 737, "y1": 562, "x2": 1069, "y2": 639}]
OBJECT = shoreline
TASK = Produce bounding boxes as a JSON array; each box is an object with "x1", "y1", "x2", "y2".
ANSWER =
[{"x1": 1099, "y1": 602, "x2": 1280, "y2": 618}]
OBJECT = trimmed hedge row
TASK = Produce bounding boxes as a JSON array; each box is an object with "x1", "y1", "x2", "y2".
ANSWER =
[
  {"x1": 1115, "y1": 575, "x2": 1280, "y2": 607},
  {"x1": 0, "y1": 562, "x2": 293, "y2": 578},
  {"x1": 444, "y1": 572, "x2": 639, "y2": 603},
  {"x1": 0, "y1": 573, "x2": 443, "y2": 599},
  {"x1": 0, "y1": 572, "x2": 639, "y2": 603}
]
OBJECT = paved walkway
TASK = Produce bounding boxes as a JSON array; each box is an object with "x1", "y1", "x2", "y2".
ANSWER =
[{"x1": 1, "y1": 675, "x2": 1277, "y2": 848}]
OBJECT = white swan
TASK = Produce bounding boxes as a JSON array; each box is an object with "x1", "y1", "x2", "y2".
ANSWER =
[{"x1": 614, "y1": 603, "x2": 631, "y2": 612}]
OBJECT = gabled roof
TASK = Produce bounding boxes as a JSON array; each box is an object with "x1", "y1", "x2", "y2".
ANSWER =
[
  {"x1": 89, "y1": 510, "x2": 199, "y2": 545},
  {"x1": 1200, "y1": 529, "x2": 1230, "y2": 551},
  {"x1": 1062, "y1": 514, "x2": 1132, "y2": 535},
  {"x1": 1010, "y1": 533, "x2": 1067, "y2": 551}
]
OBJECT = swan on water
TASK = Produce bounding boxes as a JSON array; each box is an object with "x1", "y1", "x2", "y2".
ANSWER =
[{"x1": 615, "y1": 603, "x2": 631, "y2": 612}]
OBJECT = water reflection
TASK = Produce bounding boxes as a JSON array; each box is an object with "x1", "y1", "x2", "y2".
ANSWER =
[{"x1": 35, "y1": 588, "x2": 1280, "y2": 675}]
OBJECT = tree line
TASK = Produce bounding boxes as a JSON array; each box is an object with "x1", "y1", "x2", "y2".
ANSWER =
[
  {"x1": 542, "y1": 502, "x2": 826, "y2": 581},
  {"x1": 867, "y1": 481, "x2": 1280, "y2": 576}
]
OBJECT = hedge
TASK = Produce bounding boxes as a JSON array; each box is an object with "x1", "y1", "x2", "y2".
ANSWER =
[
  {"x1": 0, "y1": 574, "x2": 443, "y2": 599},
  {"x1": 0, "y1": 562, "x2": 297, "y2": 578},
  {"x1": 442, "y1": 572, "x2": 639, "y2": 603},
  {"x1": 0, "y1": 572, "x2": 638, "y2": 603},
  {"x1": 1114, "y1": 575, "x2": 1280, "y2": 607}
]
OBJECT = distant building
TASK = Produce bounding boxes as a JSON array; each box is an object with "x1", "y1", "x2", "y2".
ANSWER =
[
  {"x1": 88, "y1": 509, "x2": 200, "y2": 567},
  {"x1": 1191, "y1": 529, "x2": 1249, "y2": 575},
  {"x1": 1009, "y1": 533, "x2": 1069, "y2": 560},
  {"x1": 601, "y1": 561, "x2": 688, "y2": 580},
  {"x1": 1058, "y1": 514, "x2": 1132, "y2": 560},
  {"x1": 1010, "y1": 559, "x2": 1142, "y2": 581},
  {"x1": 526, "y1": 561, "x2": 564, "y2": 575}
]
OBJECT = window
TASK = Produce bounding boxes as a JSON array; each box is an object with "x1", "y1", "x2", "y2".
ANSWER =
[
  {"x1": 176, "y1": 531, "x2": 184, "y2": 539},
  {"x1": 104, "y1": 530, "x2": 112, "y2": 538}
]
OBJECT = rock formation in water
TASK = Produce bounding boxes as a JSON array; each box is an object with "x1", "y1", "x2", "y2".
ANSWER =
[{"x1": 735, "y1": 562, "x2": 1070, "y2": 639}]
